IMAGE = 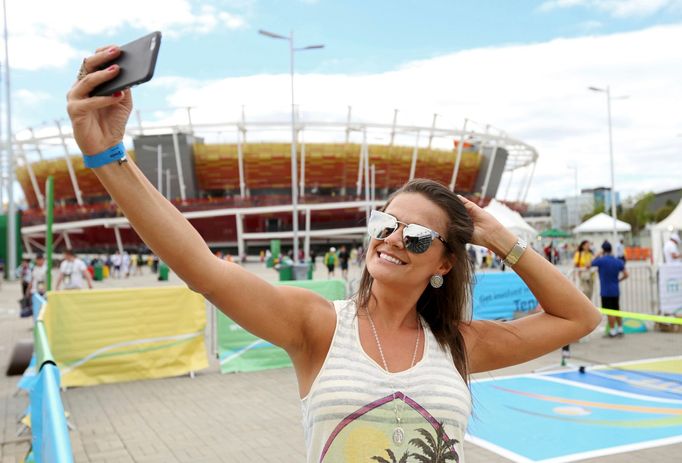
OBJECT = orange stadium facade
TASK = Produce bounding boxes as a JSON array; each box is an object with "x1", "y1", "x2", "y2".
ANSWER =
[{"x1": 15, "y1": 117, "x2": 538, "y2": 256}]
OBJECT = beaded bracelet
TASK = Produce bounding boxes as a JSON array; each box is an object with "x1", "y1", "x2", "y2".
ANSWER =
[{"x1": 83, "y1": 142, "x2": 127, "y2": 169}]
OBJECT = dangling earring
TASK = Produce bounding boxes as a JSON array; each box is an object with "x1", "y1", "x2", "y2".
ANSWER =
[{"x1": 430, "y1": 274, "x2": 443, "y2": 288}]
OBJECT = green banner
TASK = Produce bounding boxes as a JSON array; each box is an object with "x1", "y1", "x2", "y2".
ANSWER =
[{"x1": 218, "y1": 279, "x2": 346, "y2": 373}]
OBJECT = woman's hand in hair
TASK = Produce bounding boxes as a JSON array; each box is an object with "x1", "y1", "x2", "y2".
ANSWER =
[{"x1": 457, "y1": 195, "x2": 516, "y2": 256}]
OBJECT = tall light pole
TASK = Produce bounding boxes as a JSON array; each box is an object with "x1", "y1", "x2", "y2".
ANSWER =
[
  {"x1": 259, "y1": 29, "x2": 324, "y2": 262},
  {"x1": 589, "y1": 86, "x2": 627, "y2": 246}
]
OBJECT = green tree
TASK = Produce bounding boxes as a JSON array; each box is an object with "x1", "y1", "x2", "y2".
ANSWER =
[
  {"x1": 582, "y1": 203, "x2": 605, "y2": 222},
  {"x1": 620, "y1": 192, "x2": 655, "y2": 235},
  {"x1": 655, "y1": 201, "x2": 676, "y2": 223}
]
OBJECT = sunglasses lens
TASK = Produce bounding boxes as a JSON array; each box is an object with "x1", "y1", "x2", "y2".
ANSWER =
[
  {"x1": 368, "y1": 211, "x2": 397, "y2": 240},
  {"x1": 403, "y1": 224, "x2": 433, "y2": 254}
]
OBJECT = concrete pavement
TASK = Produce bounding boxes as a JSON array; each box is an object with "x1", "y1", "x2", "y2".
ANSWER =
[{"x1": 1, "y1": 259, "x2": 681, "y2": 462}]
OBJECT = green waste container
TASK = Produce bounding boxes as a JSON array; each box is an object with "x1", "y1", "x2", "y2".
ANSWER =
[
  {"x1": 278, "y1": 264, "x2": 293, "y2": 281},
  {"x1": 93, "y1": 263, "x2": 104, "y2": 281},
  {"x1": 158, "y1": 262, "x2": 169, "y2": 281}
]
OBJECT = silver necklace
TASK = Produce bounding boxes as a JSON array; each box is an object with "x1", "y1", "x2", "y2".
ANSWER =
[{"x1": 364, "y1": 307, "x2": 421, "y2": 446}]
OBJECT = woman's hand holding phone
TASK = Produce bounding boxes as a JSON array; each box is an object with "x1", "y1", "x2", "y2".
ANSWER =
[{"x1": 66, "y1": 45, "x2": 133, "y2": 156}]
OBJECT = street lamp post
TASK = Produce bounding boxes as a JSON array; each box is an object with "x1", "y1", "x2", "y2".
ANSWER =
[
  {"x1": 589, "y1": 86, "x2": 626, "y2": 246},
  {"x1": 259, "y1": 29, "x2": 324, "y2": 262}
]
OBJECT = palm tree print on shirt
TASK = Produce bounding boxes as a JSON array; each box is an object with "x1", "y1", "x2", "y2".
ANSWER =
[{"x1": 371, "y1": 422, "x2": 459, "y2": 463}]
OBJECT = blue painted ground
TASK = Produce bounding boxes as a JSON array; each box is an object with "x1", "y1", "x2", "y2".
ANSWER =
[{"x1": 468, "y1": 366, "x2": 682, "y2": 462}]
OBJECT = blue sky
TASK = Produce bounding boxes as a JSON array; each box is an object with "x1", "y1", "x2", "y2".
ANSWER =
[{"x1": 5, "y1": 0, "x2": 682, "y2": 204}]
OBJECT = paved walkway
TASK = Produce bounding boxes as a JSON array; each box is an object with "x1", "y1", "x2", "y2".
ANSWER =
[{"x1": 1, "y1": 260, "x2": 680, "y2": 462}]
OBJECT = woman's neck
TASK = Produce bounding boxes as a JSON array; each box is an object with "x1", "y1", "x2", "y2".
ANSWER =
[{"x1": 365, "y1": 281, "x2": 423, "y2": 330}]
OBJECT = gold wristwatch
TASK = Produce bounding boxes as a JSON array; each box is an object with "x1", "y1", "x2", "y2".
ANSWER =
[{"x1": 503, "y1": 238, "x2": 527, "y2": 267}]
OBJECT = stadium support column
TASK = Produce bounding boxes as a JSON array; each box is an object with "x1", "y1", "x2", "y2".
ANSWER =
[
  {"x1": 17, "y1": 142, "x2": 44, "y2": 209},
  {"x1": 238, "y1": 108, "x2": 246, "y2": 198},
  {"x1": 45, "y1": 177, "x2": 53, "y2": 290},
  {"x1": 236, "y1": 213, "x2": 245, "y2": 261},
  {"x1": 171, "y1": 128, "x2": 187, "y2": 201},
  {"x1": 480, "y1": 140, "x2": 499, "y2": 202},
  {"x1": 449, "y1": 118, "x2": 468, "y2": 191},
  {"x1": 356, "y1": 133, "x2": 365, "y2": 196},
  {"x1": 113, "y1": 226, "x2": 123, "y2": 254},
  {"x1": 408, "y1": 130, "x2": 420, "y2": 181},
  {"x1": 370, "y1": 164, "x2": 376, "y2": 206},
  {"x1": 55, "y1": 120, "x2": 83, "y2": 205},
  {"x1": 363, "y1": 129, "x2": 371, "y2": 223},
  {"x1": 299, "y1": 130, "x2": 305, "y2": 198},
  {"x1": 427, "y1": 113, "x2": 437, "y2": 150},
  {"x1": 304, "y1": 208, "x2": 311, "y2": 261},
  {"x1": 342, "y1": 106, "x2": 352, "y2": 196}
]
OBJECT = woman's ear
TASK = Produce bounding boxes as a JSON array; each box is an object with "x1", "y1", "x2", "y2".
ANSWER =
[{"x1": 437, "y1": 255, "x2": 454, "y2": 276}]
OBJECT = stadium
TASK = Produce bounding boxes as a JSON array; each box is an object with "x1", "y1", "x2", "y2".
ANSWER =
[{"x1": 15, "y1": 109, "x2": 539, "y2": 257}]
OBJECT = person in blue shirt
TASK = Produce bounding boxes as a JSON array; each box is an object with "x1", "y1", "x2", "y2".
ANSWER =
[{"x1": 592, "y1": 241, "x2": 629, "y2": 337}]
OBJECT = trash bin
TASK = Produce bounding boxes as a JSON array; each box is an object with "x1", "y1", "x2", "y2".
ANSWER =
[
  {"x1": 292, "y1": 263, "x2": 310, "y2": 281},
  {"x1": 93, "y1": 263, "x2": 104, "y2": 281},
  {"x1": 158, "y1": 262, "x2": 169, "y2": 281},
  {"x1": 266, "y1": 256, "x2": 275, "y2": 268},
  {"x1": 307, "y1": 261, "x2": 313, "y2": 280},
  {"x1": 278, "y1": 263, "x2": 293, "y2": 281}
]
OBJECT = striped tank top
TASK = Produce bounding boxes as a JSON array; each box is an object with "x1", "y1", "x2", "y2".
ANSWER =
[{"x1": 301, "y1": 299, "x2": 471, "y2": 462}]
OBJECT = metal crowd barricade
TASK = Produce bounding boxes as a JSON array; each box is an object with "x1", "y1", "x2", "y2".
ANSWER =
[{"x1": 568, "y1": 262, "x2": 658, "y2": 315}]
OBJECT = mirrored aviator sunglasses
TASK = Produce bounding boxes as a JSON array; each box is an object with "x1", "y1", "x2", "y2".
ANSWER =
[{"x1": 367, "y1": 210, "x2": 449, "y2": 254}]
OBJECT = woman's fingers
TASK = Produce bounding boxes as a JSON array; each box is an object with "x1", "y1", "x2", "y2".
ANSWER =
[
  {"x1": 67, "y1": 94, "x2": 124, "y2": 118},
  {"x1": 69, "y1": 64, "x2": 121, "y2": 100},
  {"x1": 83, "y1": 46, "x2": 121, "y2": 73}
]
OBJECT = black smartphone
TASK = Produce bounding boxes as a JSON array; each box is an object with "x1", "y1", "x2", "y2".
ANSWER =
[{"x1": 90, "y1": 31, "x2": 162, "y2": 97}]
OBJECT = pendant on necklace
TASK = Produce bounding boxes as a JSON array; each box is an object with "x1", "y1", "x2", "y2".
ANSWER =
[{"x1": 392, "y1": 427, "x2": 405, "y2": 446}]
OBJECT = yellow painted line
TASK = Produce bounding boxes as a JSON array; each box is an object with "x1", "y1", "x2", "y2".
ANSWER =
[{"x1": 599, "y1": 308, "x2": 682, "y2": 325}]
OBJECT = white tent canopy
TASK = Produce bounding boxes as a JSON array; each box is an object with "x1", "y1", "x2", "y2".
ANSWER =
[
  {"x1": 650, "y1": 199, "x2": 682, "y2": 265},
  {"x1": 573, "y1": 213, "x2": 632, "y2": 234},
  {"x1": 483, "y1": 200, "x2": 538, "y2": 243}
]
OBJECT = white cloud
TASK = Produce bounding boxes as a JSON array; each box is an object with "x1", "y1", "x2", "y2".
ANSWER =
[
  {"x1": 539, "y1": 0, "x2": 682, "y2": 17},
  {"x1": 3, "y1": 0, "x2": 248, "y2": 70},
  {"x1": 15, "y1": 89, "x2": 51, "y2": 106},
  {"x1": 140, "y1": 23, "x2": 682, "y2": 203}
]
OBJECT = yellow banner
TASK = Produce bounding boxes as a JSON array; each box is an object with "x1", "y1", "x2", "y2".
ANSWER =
[{"x1": 43, "y1": 286, "x2": 208, "y2": 387}]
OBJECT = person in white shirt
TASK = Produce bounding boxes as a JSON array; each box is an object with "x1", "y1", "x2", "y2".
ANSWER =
[
  {"x1": 56, "y1": 250, "x2": 93, "y2": 290},
  {"x1": 111, "y1": 250, "x2": 122, "y2": 278},
  {"x1": 27, "y1": 253, "x2": 48, "y2": 297},
  {"x1": 663, "y1": 232, "x2": 680, "y2": 264}
]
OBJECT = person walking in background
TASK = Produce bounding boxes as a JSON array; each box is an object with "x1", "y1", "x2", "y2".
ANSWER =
[
  {"x1": 338, "y1": 245, "x2": 350, "y2": 280},
  {"x1": 592, "y1": 241, "x2": 628, "y2": 338},
  {"x1": 324, "y1": 247, "x2": 337, "y2": 278},
  {"x1": 663, "y1": 232, "x2": 680, "y2": 264},
  {"x1": 56, "y1": 250, "x2": 93, "y2": 291},
  {"x1": 573, "y1": 240, "x2": 594, "y2": 301},
  {"x1": 111, "y1": 250, "x2": 122, "y2": 278},
  {"x1": 122, "y1": 251, "x2": 131, "y2": 277},
  {"x1": 16, "y1": 258, "x2": 32, "y2": 301},
  {"x1": 27, "y1": 253, "x2": 48, "y2": 298}
]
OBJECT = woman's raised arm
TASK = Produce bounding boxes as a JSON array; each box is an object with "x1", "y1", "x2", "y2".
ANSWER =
[{"x1": 66, "y1": 46, "x2": 333, "y2": 358}]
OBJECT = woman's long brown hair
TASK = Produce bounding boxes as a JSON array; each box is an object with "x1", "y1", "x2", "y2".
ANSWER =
[{"x1": 354, "y1": 179, "x2": 475, "y2": 383}]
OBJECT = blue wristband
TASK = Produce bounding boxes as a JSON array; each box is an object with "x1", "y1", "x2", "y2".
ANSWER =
[{"x1": 83, "y1": 142, "x2": 127, "y2": 168}]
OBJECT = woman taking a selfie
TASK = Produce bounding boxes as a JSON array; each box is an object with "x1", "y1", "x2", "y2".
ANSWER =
[{"x1": 67, "y1": 44, "x2": 601, "y2": 462}]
